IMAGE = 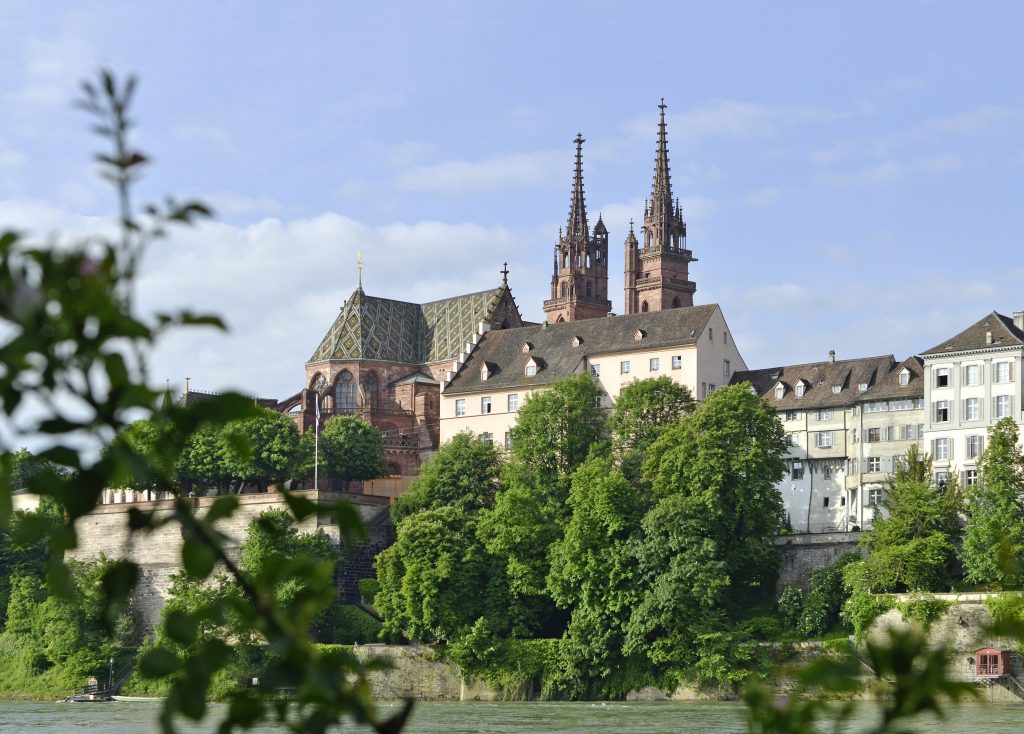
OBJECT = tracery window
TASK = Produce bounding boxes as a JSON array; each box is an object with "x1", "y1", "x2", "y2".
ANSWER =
[{"x1": 335, "y1": 370, "x2": 357, "y2": 413}]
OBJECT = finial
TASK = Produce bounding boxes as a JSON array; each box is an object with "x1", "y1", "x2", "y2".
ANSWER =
[
  {"x1": 500, "y1": 262, "x2": 509, "y2": 284},
  {"x1": 185, "y1": 376, "x2": 190, "y2": 394},
  {"x1": 629, "y1": 218, "x2": 634, "y2": 233},
  {"x1": 356, "y1": 250, "x2": 364, "y2": 288}
]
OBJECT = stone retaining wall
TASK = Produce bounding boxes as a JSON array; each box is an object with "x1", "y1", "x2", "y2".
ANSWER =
[{"x1": 775, "y1": 531, "x2": 863, "y2": 590}]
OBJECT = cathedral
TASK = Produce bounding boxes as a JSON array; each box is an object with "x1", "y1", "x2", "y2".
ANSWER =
[{"x1": 281, "y1": 101, "x2": 700, "y2": 477}]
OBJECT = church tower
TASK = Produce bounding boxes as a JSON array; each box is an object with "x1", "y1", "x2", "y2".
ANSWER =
[
  {"x1": 624, "y1": 100, "x2": 697, "y2": 314},
  {"x1": 543, "y1": 134, "x2": 611, "y2": 324}
]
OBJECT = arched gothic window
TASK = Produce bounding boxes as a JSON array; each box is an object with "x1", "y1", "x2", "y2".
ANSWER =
[
  {"x1": 586, "y1": 281, "x2": 592, "y2": 298},
  {"x1": 641, "y1": 301, "x2": 649, "y2": 313},
  {"x1": 335, "y1": 370, "x2": 357, "y2": 413},
  {"x1": 362, "y1": 371, "x2": 379, "y2": 410},
  {"x1": 671, "y1": 296, "x2": 681, "y2": 308},
  {"x1": 560, "y1": 281, "x2": 569, "y2": 298}
]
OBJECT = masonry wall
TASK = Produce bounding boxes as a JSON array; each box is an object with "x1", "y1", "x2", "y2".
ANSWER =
[
  {"x1": 775, "y1": 531, "x2": 863, "y2": 590},
  {"x1": 67, "y1": 490, "x2": 392, "y2": 633}
]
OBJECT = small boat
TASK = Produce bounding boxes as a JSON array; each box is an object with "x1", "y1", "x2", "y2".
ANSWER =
[
  {"x1": 111, "y1": 695, "x2": 165, "y2": 702},
  {"x1": 63, "y1": 693, "x2": 114, "y2": 703}
]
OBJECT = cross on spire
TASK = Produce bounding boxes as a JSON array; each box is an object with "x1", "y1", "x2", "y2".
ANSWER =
[
  {"x1": 356, "y1": 250, "x2": 364, "y2": 288},
  {"x1": 500, "y1": 262, "x2": 509, "y2": 284}
]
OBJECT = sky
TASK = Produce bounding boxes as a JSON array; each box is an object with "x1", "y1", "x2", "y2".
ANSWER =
[{"x1": 1, "y1": 1, "x2": 1023, "y2": 402}]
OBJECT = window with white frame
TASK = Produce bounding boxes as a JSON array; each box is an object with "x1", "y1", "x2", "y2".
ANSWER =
[
  {"x1": 965, "y1": 469, "x2": 978, "y2": 486},
  {"x1": 814, "y1": 431, "x2": 833, "y2": 448},
  {"x1": 867, "y1": 456, "x2": 881, "y2": 473},
  {"x1": 890, "y1": 399, "x2": 915, "y2": 411},
  {"x1": 591, "y1": 364, "x2": 601, "y2": 377},
  {"x1": 934, "y1": 400, "x2": 950, "y2": 422},
  {"x1": 935, "y1": 469, "x2": 948, "y2": 487},
  {"x1": 967, "y1": 434, "x2": 984, "y2": 459},
  {"x1": 795, "y1": 382, "x2": 805, "y2": 397},
  {"x1": 649, "y1": 357, "x2": 660, "y2": 372},
  {"x1": 455, "y1": 399, "x2": 466, "y2": 417},
  {"x1": 620, "y1": 361, "x2": 631, "y2": 375},
  {"x1": 995, "y1": 394, "x2": 1011, "y2": 418},
  {"x1": 784, "y1": 433, "x2": 795, "y2": 447},
  {"x1": 817, "y1": 408, "x2": 833, "y2": 421},
  {"x1": 823, "y1": 464, "x2": 833, "y2": 480},
  {"x1": 934, "y1": 437, "x2": 950, "y2": 460},
  {"x1": 723, "y1": 359, "x2": 731, "y2": 377},
  {"x1": 868, "y1": 487, "x2": 883, "y2": 506},
  {"x1": 899, "y1": 369, "x2": 910, "y2": 386},
  {"x1": 481, "y1": 396, "x2": 492, "y2": 414},
  {"x1": 858, "y1": 382, "x2": 869, "y2": 392},
  {"x1": 964, "y1": 364, "x2": 981, "y2": 386},
  {"x1": 865, "y1": 428, "x2": 881, "y2": 443},
  {"x1": 525, "y1": 363, "x2": 537, "y2": 377},
  {"x1": 965, "y1": 397, "x2": 980, "y2": 421},
  {"x1": 708, "y1": 384, "x2": 716, "y2": 394},
  {"x1": 995, "y1": 361, "x2": 1012, "y2": 383},
  {"x1": 504, "y1": 432, "x2": 512, "y2": 450},
  {"x1": 934, "y1": 367, "x2": 950, "y2": 388},
  {"x1": 671, "y1": 355, "x2": 682, "y2": 370},
  {"x1": 479, "y1": 432, "x2": 493, "y2": 444},
  {"x1": 775, "y1": 384, "x2": 785, "y2": 399},
  {"x1": 791, "y1": 461, "x2": 804, "y2": 480},
  {"x1": 507, "y1": 393, "x2": 519, "y2": 412},
  {"x1": 785, "y1": 410, "x2": 799, "y2": 421},
  {"x1": 832, "y1": 385, "x2": 842, "y2": 394}
]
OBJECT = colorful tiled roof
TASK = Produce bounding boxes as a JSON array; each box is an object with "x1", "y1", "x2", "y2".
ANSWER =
[{"x1": 308, "y1": 285, "x2": 512, "y2": 365}]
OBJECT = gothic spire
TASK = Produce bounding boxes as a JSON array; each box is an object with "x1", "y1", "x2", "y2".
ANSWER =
[
  {"x1": 566, "y1": 133, "x2": 590, "y2": 241},
  {"x1": 650, "y1": 99, "x2": 673, "y2": 222}
]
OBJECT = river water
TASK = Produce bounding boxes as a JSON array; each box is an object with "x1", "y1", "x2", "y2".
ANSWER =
[{"x1": 0, "y1": 699, "x2": 1021, "y2": 733}]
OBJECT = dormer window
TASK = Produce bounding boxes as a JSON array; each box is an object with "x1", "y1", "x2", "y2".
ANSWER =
[
  {"x1": 858, "y1": 382, "x2": 868, "y2": 392},
  {"x1": 521, "y1": 342, "x2": 532, "y2": 354},
  {"x1": 899, "y1": 369, "x2": 910, "y2": 386},
  {"x1": 525, "y1": 356, "x2": 541, "y2": 377},
  {"x1": 775, "y1": 383, "x2": 785, "y2": 400},
  {"x1": 480, "y1": 365, "x2": 489, "y2": 381},
  {"x1": 795, "y1": 382, "x2": 806, "y2": 398},
  {"x1": 571, "y1": 335, "x2": 582, "y2": 347},
  {"x1": 633, "y1": 329, "x2": 646, "y2": 341},
  {"x1": 832, "y1": 385, "x2": 842, "y2": 394}
]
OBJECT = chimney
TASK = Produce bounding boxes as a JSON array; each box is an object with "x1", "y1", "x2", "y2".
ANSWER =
[
  {"x1": 828, "y1": 350, "x2": 836, "y2": 364},
  {"x1": 1014, "y1": 311, "x2": 1024, "y2": 332}
]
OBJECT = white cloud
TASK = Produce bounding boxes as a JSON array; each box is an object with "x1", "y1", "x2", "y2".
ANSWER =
[
  {"x1": 742, "y1": 187, "x2": 780, "y2": 207},
  {"x1": 394, "y1": 150, "x2": 562, "y2": 194},
  {"x1": 3, "y1": 25, "x2": 95, "y2": 112},
  {"x1": 205, "y1": 191, "x2": 283, "y2": 217},
  {"x1": 917, "y1": 153, "x2": 962, "y2": 173},
  {"x1": 817, "y1": 161, "x2": 906, "y2": 187},
  {"x1": 0, "y1": 141, "x2": 27, "y2": 170},
  {"x1": 385, "y1": 141, "x2": 437, "y2": 169},
  {"x1": 925, "y1": 106, "x2": 1018, "y2": 136}
]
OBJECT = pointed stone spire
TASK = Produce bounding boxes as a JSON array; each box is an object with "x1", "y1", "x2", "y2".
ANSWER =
[
  {"x1": 566, "y1": 133, "x2": 590, "y2": 241},
  {"x1": 650, "y1": 98, "x2": 673, "y2": 224}
]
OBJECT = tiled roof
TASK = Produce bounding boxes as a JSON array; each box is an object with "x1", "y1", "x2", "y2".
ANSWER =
[
  {"x1": 444, "y1": 304, "x2": 718, "y2": 395},
  {"x1": 731, "y1": 354, "x2": 896, "y2": 411},
  {"x1": 921, "y1": 311, "x2": 1024, "y2": 356},
  {"x1": 856, "y1": 356, "x2": 924, "y2": 402},
  {"x1": 308, "y1": 285, "x2": 512, "y2": 365}
]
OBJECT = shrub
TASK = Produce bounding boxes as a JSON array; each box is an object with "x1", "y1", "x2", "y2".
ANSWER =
[
  {"x1": 328, "y1": 605, "x2": 382, "y2": 644},
  {"x1": 897, "y1": 594, "x2": 952, "y2": 630},
  {"x1": 842, "y1": 592, "x2": 895, "y2": 641},
  {"x1": 777, "y1": 586, "x2": 804, "y2": 630},
  {"x1": 798, "y1": 554, "x2": 859, "y2": 637},
  {"x1": 983, "y1": 592, "x2": 1024, "y2": 625}
]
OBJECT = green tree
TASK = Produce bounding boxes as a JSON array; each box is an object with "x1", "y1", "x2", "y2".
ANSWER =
[
  {"x1": 112, "y1": 418, "x2": 183, "y2": 492},
  {"x1": 625, "y1": 384, "x2": 787, "y2": 673},
  {"x1": 391, "y1": 431, "x2": 502, "y2": 522},
  {"x1": 0, "y1": 499, "x2": 62, "y2": 629},
  {"x1": 844, "y1": 445, "x2": 959, "y2": 594},
  {"x1": 314, "y1": 415, "x2": 387, "y2": 484},
  {"x1": 222, "y1": 408, "x2": 302, "y2": 491},
  {"x1": 608, "y1": 376, "x2": 695, "y2": 478},
  {"x1": 176, "y1": 425, "x2": 230, "y2": 494},
  {"x1": 546, "y1": 454, "x2": 645, "y2": 697},
  {"x1": 961, "y1": 417, "x2": 1024, "y2": 588}
]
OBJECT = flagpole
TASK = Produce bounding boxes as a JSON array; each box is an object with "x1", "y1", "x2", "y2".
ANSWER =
[{"x1": 314, "y1": 393, "x2": 320, "y2": 490}]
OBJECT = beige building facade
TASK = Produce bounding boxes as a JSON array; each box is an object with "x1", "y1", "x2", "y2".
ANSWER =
[{"x1": 440, "y1": 304, "x2": 745, "y2": 445}]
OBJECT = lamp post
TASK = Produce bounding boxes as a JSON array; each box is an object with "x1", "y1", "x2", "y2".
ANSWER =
[{"x1": 108, "y1": 657, "x2": 114, "y2": 692}]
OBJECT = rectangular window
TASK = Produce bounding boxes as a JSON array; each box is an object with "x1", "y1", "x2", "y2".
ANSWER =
[
  {"x1": 995, "y1": 362, "x2": 1012, "y2": 383},
  {"x1": 865, "y1": 456, "x2": 881, "y2": 473},
  {"x1": 481, "y1": 396, "x2": 492, "y2": 414},
  {"x1": 649, "y1": 357, "x2": 660, "y2": 372},
  {"x1": 591, "y1": 364, "x2": 601, "y2": 377},
  {"x1": 823, "y1": 464, "x2": 833, "y2": 480},
  {"x1": 899, "y1": 370, "x2": 910, "y2": 386},
  {"x1": 868, "y1": 487, "x2": 883, "y2": 506},
  {"x1": 708, "y1": 327, "x2": 713, "y2": 341},
  {"x1": 784, "y1": 433, "x2": 795, "y2": 447},
  {"x1": 791, "y1": 461, "x2": 804, "y2": 480},
  {"x1": 507, "y1": 393, "x2": 519, "y2": 412},
  {"x1": 965, "y1": 397, "x2": 980, "y2": 421},
  {"x1": 702, "y1": 383, "x2": 707, "y2": 399},
  {"x1": 723, "y1": 359, "x2": 731, "y2": 376},
  {"x1": 865, "y1": 428, "x2": 881, "y2": 443},
  {"x1": 840, "y1": 494, "x2": 847, "y2": 506},
  {"x1": 935, "y1": 470, "x2": 949, "y2": 486},
  {"x1": 504, "y1": 432, "x2": 512, "y2": 450},
  {"x1": 934, "y1": 400, "x2": 950, "y2": 422},
  {"x1": 479, "y1": 432, "x2": 493, "y2": 444},
  {"x1": 865, "y1": 401, "x2": 887, "y2": 413},
  {"x1": 968, "y1": 434, "x2": 984, "y2": 459},
  {"x1": 814, "y1": 431, "x2": 833, "y2": 448},
  {"x1": 935, "y1": 367, "x2": 950, "y2": 388},
  {"x1": 817, "y1": 408, "x2": 833, "y2": 421},
  {"x1": 934, "y1": 437, "x2": 950, "y2": 461},
  {"x1": 995, "y1": 394, "x2": 1011, "y2": 419},
  {"x1": 708, "y1": 384, "x2": 716, "y2": 394},
  {"x1": 526, "y1": 364, "x2": 537, "y2": 377},
  {"x1": 785, "y1": 410, "x2": 798, "y2": 422},
  {"x1": 620, "y1": 361, "x2": 631, "y2": 375},
  {"x1": 823, "y1": 497, "x2": 830, "y2": 507},
  {"x1": 964, "y1": 364, "x2": 981, "y2": 385},
  {"x1": 455, "y1": 399, "x2": 466, "y2": 417},
  {"x1": 965, "y1": 469, "x2": 978, "y2": 486},
  {"x1": 671, "y1": 355, "x2": 682, "y2": 370}
]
